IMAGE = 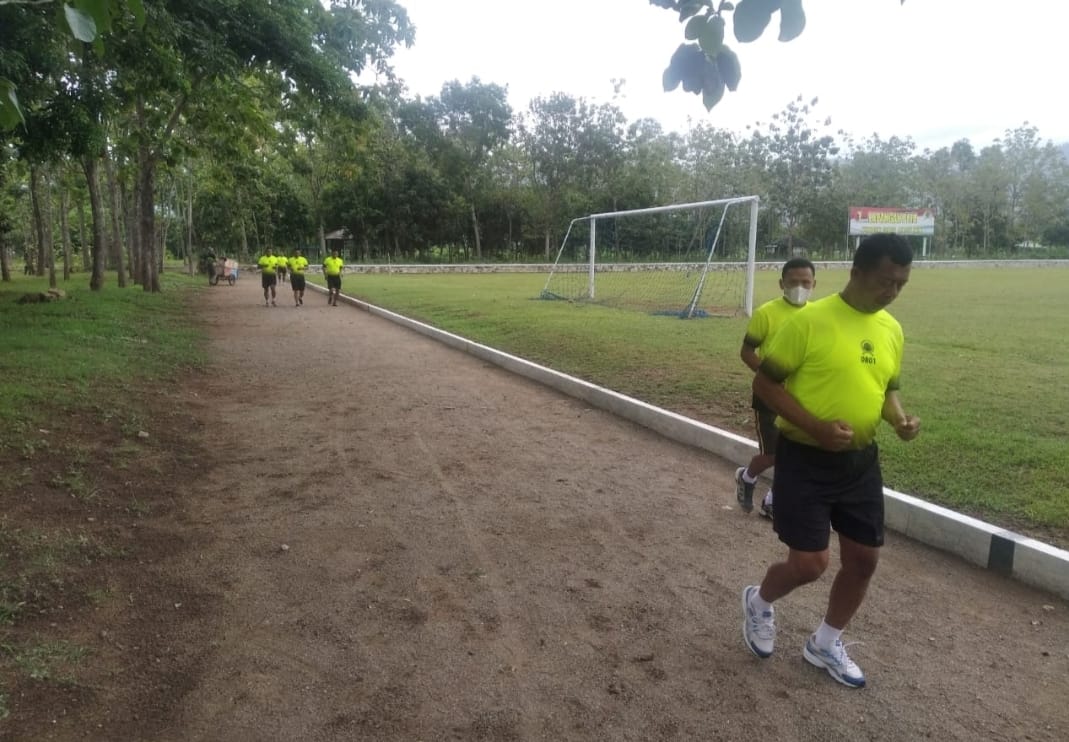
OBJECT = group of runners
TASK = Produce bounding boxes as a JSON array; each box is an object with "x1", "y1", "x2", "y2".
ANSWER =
[{"x1": 255, "y1": 248, "x2": 345, "y2": 307}]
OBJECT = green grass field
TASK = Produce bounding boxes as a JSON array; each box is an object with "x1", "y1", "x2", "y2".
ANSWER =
[
  {"x1": 311, "y1": 266, "x2": 1069, "y2": 541},
  {"x1": 0, "y1": 272, "x2": 203, "y2": 440}
]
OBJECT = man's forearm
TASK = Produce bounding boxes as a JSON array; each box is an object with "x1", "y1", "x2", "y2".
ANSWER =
[{"x1": 753, "y1": 372, "x2": 822, "y2": 438}]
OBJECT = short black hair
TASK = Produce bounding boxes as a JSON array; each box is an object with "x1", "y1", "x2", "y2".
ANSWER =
[
  {"x1": 853, "y1": 233, "x2": 913, "y2": 271},
  {"x1": 781, "y1": 257, "x2": 816, "y2": 278}
]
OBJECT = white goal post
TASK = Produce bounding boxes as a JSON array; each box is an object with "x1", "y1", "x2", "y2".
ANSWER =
[{"x1": 540, "y1": 196, "x2": 761, "y2": 317}]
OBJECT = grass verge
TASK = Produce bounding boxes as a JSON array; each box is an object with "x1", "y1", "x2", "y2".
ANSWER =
[{"x1": 0, "y1": 270, "x2": 205, "y2": 720}]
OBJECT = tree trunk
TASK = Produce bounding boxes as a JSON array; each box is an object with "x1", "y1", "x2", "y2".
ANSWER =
[
  {"x1": 318, "y1": 219, "x2": 326, "y2": 255},
  {"x1": 138, "y1": 140, "x2": 158, "y2": 292},
  {"x1": 78, "y1": 194, "x2": 89, "y2": 271},
  {"x1": 60, "y1": 184, "x2": 72, "y2": 282},
  {"x1": 104, "y1": 147, "x2": 127, "y2": 288},
  {"x1": 82, "y1": 157, "x2": 107, "y2": 290},
  {"x1": 470, "y1": 202, "x2": 482, "y2": 260},
  {"x1": 29, "y1": 165, "x2": 47, "y2": 276},
  {"x1": 0, "y1": 232, "x2": 10, "y2": 282},
  {"x1": 42, "y1": 169, "x2": 57, "y2": 289},
  {"x1": 186, "y1": 175, "x2": 194, "y2": 275},
  {"x1": 507, "y1": 211, "x2": 513, "y2": 259},
  {"x1": 124, "y1": 178, "x2": 139, "y2": 283}
]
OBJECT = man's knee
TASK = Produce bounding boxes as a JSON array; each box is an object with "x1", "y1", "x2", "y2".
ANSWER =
[
  {"x1": 787, "y1": 549, "x2": 829, "y2": 584},
  {"x1": 839, "y1": 539, "x2": 880, "y2": 579}
]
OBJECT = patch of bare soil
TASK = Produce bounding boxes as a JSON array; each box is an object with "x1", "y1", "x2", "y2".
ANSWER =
[{"x1": 2, "y1": 279, "x2": 1068, "y2": 741}]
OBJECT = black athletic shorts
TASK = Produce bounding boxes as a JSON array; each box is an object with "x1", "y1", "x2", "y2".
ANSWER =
[
  {"x1": 750, "y1": 396, "x2": 779, "y2": 456},
  {"x1": 290, "y1": 274, "x2": 306, "y2": 291},
  {"x1": 771, "y1": 436, "x2": 884, "y2": 551},
  {"x1": 261, "y1": 273, "x2": 277, "y2": 289},
  {"x1": 326, "y1": 274, "x2": 341, "y2": 290}
]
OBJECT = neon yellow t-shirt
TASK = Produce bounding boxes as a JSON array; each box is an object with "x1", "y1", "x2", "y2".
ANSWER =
[
  {"x1": 274, "y1": 256, "x2": 288, "y2": 270},
  {"x1": 323, "y1": 256, "x2": 344, "y2": 276},
  {"x1": 759, "y1": 293, "x2": 903, "y2": 448},
  {"x1": 257, "y1": 255, "x2": 276, "y2": 275},
  {"x1": 289, "y1": 256, "x2": 309, "y2": 274},
  {"x1": 743, "y1": 296, "x2": 808, "y2": 357}
]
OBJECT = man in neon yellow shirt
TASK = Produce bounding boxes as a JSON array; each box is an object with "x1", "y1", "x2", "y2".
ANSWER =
[
  {"x1": 741, "y1": 234, "x2": 920, "y2": 690},
  {"x1": 323, "y1": 248, "x2": 344, "y2": 306},
  {"x1": 288, "y1": 249, "x2": 309, "y2": 307},
  {"x1": 257, "y1": 248, "x2": 278, "y2": 306},
  {"x1": 275, "y1": 251, "x2": 288, "y2": 285},
  {"x1": 736, "y1": 257, "x2": 816, "y2": 517}
]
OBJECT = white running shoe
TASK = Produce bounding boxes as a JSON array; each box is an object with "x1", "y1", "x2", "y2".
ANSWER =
[
  {"x1": 741, "y1": 585, "x2": 775, "y2": 658},
  {"x1": 803, "y1": 635, "x2": 866, "y2": 688}
]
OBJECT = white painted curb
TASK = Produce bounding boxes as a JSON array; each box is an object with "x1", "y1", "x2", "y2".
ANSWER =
[{"x1": 316, "y1": 285, "x2": 1069, "y2": 601}]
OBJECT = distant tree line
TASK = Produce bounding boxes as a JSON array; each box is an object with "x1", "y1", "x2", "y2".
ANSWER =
[{"x1": 3, "y1": 1, "x2": 1068, "y2": 291}]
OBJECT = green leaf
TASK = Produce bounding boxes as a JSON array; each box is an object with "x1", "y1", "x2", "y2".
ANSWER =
[
  {"x1": 76, "y1": 0, "x2": 112, "y2": 32},
  {"x1": 667, "y1": 44, "x2": 708, "y2": 95},
  {"x1": 0, "y1": 80, "x2": 26, "y2": 130},
  {"x1": 127, "y1": 0, "x2": 146, "y2": 28},
  {"x1": 698, "y1": 16, "x2": 726, "y2": 56},
  {"x1": 719, "y1": 1, "x2": 735, "y2": 11},
  {"x1": 678, "y1": 0, "x2": 705, "y2": 22},
  {"x1": 684, "y1": 15, "x2": 706, "y2": 40},
  {"x1": 64, "y1": 5, "x2": 98, "y2": 42},
  {"x1": 701, "y1": 60, "x2": 725, "y2": 109},
  {"x1": 732, "y1": 0, "x2": 774, "y2": 43},
  {"x1": 716, "y1": 46, "x2": 741, "y2": 91},
  {"x1": 663, "y1": 64, "x2": 682, "y2": 92},
  {"x1": 778, "y1": 0, "x2": 806, "y2": 42}
]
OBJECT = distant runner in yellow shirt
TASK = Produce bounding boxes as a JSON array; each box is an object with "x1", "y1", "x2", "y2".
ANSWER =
[
  {"x1": 323, "y1": 249, "x2": 344, "y2": 307},
  {"x1": 276, "y1": 252, "x2": 288, "y2": 285},
  {"x1": 288, "y1": 249, "x2": 309, "y2": 307},
  {"x1": 257, "y1": 248, "x2": 278, "y2": 306}
]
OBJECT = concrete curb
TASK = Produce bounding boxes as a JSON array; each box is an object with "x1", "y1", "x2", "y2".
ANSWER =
[{"x1": 316, "y1": 285, "x2": 1069, "y2": 601}]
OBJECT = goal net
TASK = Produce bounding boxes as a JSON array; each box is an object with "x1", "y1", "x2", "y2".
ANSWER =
[{"x1": 539, "y1": 196, "x2": 760, "y2": 317}]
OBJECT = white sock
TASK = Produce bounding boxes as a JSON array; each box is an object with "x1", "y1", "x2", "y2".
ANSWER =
[
  {"x1": 742, "y1": 469, "x2": 759, "y2": 484},
  {"x1": 814, "y1": 620, "x2": 843, "y2": 649},
  {"x1": 763, "y1": 491, "x2": 773, "y2": 506},
  {"x1": 750, "y1": 590, "x2": 774, "y2": 615}
]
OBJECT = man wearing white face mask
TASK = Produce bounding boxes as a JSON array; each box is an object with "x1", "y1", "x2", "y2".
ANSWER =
[{"x1": 735, "y1": 257, "x2": 817, "y2": 517}]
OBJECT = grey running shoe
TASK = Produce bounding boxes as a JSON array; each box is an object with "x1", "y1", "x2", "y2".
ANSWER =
[
  {"x1": 742, "y1": 585, "x2": 775, "y2": 658},
  {"x1": 760, "y1": 493, "x2": 774, "y2": 520},
  {"x1": 735, "y1": 467, "x2": 755, "y2": 512},
  {"x1": 803, "y1": 635, "x2": 866, "y2": 688}
]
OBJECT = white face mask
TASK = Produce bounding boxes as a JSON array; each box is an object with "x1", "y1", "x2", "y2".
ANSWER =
[{"x1": 784, "y1": 286, "x2": 811, "y2": 306}]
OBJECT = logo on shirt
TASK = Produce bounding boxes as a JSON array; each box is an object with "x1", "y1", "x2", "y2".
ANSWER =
[{"x1": 860, "y1": 340, "x2": 876, "y2": 365}]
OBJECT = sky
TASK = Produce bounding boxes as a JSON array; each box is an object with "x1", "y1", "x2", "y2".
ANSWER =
[{"x1": 374, "y1": 0, "x2": 1069, "y2": 153}]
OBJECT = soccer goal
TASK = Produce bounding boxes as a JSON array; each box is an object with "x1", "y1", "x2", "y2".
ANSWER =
[{"x1": 539, "y1": 196, "x2": 760, "y2": 317}]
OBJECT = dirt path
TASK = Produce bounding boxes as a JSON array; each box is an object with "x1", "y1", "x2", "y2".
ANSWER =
[{"x1": 57, "y1": 280, "x2": 1069, "y2": 740}]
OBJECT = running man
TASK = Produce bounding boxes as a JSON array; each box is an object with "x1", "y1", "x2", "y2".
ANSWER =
[
  {"x1": 323, "y1": 248, "x2": 344, "y2": 306},
  {"x1": 257, "y1": 248, "x2": 278, "y2": 306},
  {"x1": 276, "y1": 251, "x2": 288, "y2": 284},
  {"x1": 741, "y1": 234, "x2": 920, "y2": 689},
  {"x1": 736, "y1": 258, "x2": 816, "y2": 518},
  {"x1": 289, "y1": 248, "x2": 309, "y2": 307}
]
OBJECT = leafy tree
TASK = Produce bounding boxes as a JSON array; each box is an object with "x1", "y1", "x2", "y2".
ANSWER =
[
  {"x1": 839, "y1": 134, "x2": 917, "y2": 209},
  {"x1": 519, "y1": 93, "x2": 627, "y2": 258},
  {"x1": 746, "y1": 95, "x2": 838, "y2": 251},
  {"x1": 431, "y1": 78, "x2": 512, "y2": 259}
]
